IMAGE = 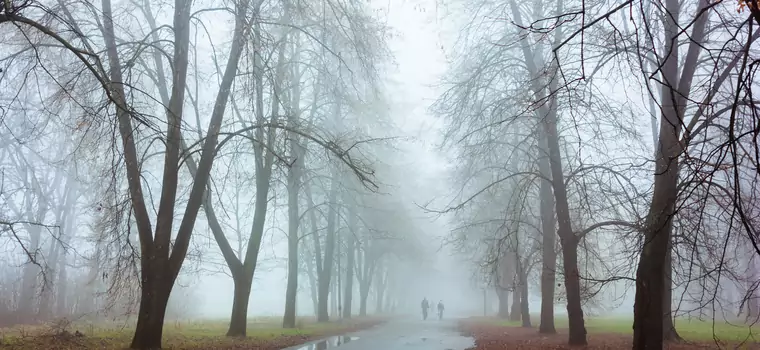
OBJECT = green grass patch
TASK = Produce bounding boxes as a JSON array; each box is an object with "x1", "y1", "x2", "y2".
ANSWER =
[{"x1": 0, "y1": 316, "x2": 384, "y2": 349}]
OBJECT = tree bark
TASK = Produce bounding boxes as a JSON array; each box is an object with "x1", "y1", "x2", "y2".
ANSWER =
[
  {"x1": 519, "y1": 264, "x2": 531, "y2": 327},
  {"x1": 55, "y1": 252, "x2": 68, "y2": 317},
  {"x1": 18, "y1": 210, "x2": 46, "y2": 321},
  {"x1": 538, "y1": 135, "x2": 557, "y2": 334},
  {"x1": 331, "y1": 270, "x2": 338, "y2": 318},
  {"x1": 317, "y1": 176, "x2": 339, "y2": 322},
  {"x1": 303, "y1": 245, "x2": 319, "y2": 316},
  {"x1": 559, "y1": 239, "x2": 586, "y2": 345},
  {"x1": 497, "y1": 288, "x2": 509, "y2": 319},
  {"x1": 282, "y1": 35, "x2": 304, "y2": 327},
  {"x1": 228, "y1": 274, "x2": 253, "y2": 336},
  {"x1": 510, "y1": 285, "x2": 521, "y2": 322},
  {"x1": 343, "y1": 216, "x2": 356, "y2": 318},
  {"x1": 375, "y1": 267, "x2": 386, "y2": 314},
  {"x1": 131, "y1": 275, "x2": 172, "y2": 349},
  {"x1": 663, "y1": 233, "x2": 681, "y2": 341},
  {"x1": 508, "y1": 0, "x2": 585, "y2": 343},
  {"x1": 282, "y1": 178, "x2": 300, "y2": 329},
  {"x1": 359, "y1": 280, "x2": 370, "y2": 316},
  {"x1": 633, "y1": 1, "x2": 707, "y2": 348}
]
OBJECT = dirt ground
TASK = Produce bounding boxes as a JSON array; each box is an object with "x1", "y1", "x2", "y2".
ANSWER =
[
  {"x1": 458, "y1": 320, "x2": 760, "y2": 350},
  {"x1": 0, "y1": 317, "x2": 386, "y2": 350}
]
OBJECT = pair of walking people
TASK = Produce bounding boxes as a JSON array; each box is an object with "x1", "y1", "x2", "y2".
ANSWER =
[{"x1": 421, "y1": 297, "x2": 444, "y2": 320}]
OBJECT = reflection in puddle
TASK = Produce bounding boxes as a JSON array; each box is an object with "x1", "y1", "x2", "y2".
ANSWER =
[{"x1": 293, "y1": 336, "x2": 360, "y2": 350}]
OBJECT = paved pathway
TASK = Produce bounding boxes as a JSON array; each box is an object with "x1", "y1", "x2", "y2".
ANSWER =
[{"x1": 284, "y1": 317, "x2": 475, "y2": 350}]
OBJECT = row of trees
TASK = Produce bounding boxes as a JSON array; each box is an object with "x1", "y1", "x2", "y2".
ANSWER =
[
  {"x1": 436, "y1": 0, "x2": 760, "y2": 348},
  {"x1": 1, "y1": 0, "x2": 425, "y2": 349}
]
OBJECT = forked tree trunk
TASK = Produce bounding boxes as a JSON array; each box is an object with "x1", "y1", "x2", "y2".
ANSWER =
[{"x1": 100, "y1": 0, "x2": 250, "y2": 345}]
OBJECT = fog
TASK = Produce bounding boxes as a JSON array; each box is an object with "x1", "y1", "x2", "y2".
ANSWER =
[{"x1": 2, "y1": 0, "x2": 760, "y2": 349}]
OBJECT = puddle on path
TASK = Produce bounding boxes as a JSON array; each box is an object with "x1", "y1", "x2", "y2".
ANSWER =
[{"x1": 293, "y1": 336, "x2": 360, "y2": 350}]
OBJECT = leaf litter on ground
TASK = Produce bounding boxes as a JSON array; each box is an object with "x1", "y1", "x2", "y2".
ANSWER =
[{"x1": 459, "y1": 318, "x2": 760, "y2": 350}]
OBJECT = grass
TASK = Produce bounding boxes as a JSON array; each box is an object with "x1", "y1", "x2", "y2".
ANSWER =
[
  {"x1": 488, "y1": 315, "x2": 759, "y2": 342},
  {"x1": 0, "y1": 316, "x2": 385, "y2": 349}
]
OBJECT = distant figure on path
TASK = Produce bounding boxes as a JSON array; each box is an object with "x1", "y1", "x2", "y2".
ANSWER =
[
  {"x1": 421, "y1": 297, "x2": 430, "y2": 320},
  {"x1": 437, "y1": 300, "x2": 445, "y2": 320}
]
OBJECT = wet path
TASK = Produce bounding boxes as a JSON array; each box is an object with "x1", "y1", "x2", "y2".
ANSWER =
[{"x1": 284, "y1": 317, "x2": 475, "y2": 350}]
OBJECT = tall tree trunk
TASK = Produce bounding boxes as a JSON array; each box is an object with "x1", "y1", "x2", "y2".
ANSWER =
[
  {"x1": 375, "y1": 267, "x2": 386, "y2": 314},
  {"x1": 225, "y1": 11, "x2": 280, "y2": 335},
  {"x1": 357, "y1": 243, "x2": 375, "y2": 317},
  {"x1": 497, "y1": 288, "x2": 509, "y2": 319},
  {"x1": 228, "y1": 274, "x2": 253, "y2": 336},
  {"x1": 633, "y1": 1, "x2": 700, "y2": 348},
  {"x1": 317, "y1": 176, "x2": 339, "y2": 322},
  {"x1": 538, "y1": 138, "x2": 557, "y2": 334},
  {"x1": 331, "y1": 272, "x2": 338, "y2": 318},
  {"x1": 509, "y1": 0, "x2": 585, "y2": 343},
  {"x1": 343, "y1": 216, "x2": 356, "y2": 318},
  {"x1": 541, "y1": 62, "x2": 587, "y2": 347},
  {"x1": 39, "y1": 187, "x2": 72, "y2": 320},
  {"x1": 663, "y1": 234, "x2": 681, "y2": 341},
  {"x1": 56, "y1": 184, "x2": 77, "y2": 318},
  {"x1": 359, "y1": 280, "x2": 370, "y2": 316},
  {"x1": 131, "y1": 274, "x2": 172, "y2": 349},
  {"x1": 38, "y1": 238, "x2": 59, "y2": 320},
  {"x1": 510, "y1": 285, "x2": 521, "y2": 322},
  {"x1": 497, "y1": 250, "x2": 514, "y2": 319},
  {"x1": 56, "y1": 253, "x2": 68, "y2": 317},
  {"x1": 18, "y1": 219, "x2": 45, "y2": 321},
  {"x1": 282, "y1": 166, "x2": 300, "y2": 328},
  {"x1": 283, "y1": 44, "x2": 304, "y2": 327},
  {"x1": 304, "y1": 247, "x2": 319, "y2": 316},
  {"x1": 518, "y1": 259, "x2": 531, "y2": 327}
]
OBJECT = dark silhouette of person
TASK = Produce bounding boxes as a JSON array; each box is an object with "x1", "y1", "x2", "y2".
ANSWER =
[
  {"x1": 421, "y1": 297, "x2": 430, "y2": 320},
  {"x1": 437, "y1": 300, "x2": 445, "y2": 320}
]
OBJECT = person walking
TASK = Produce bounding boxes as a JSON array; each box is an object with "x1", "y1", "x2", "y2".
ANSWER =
[
  {"x1": 421, "y1": 297, "x2": 430, "y2": 320},
  {"x1": 437, "y1": 300, "x2": 445, "y2": 320}
]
